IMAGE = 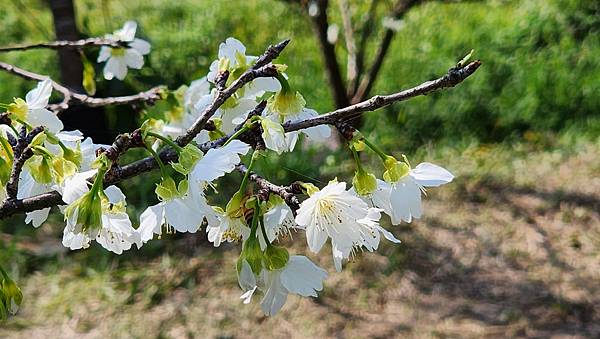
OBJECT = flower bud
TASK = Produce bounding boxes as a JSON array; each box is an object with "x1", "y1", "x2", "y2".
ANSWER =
[
  {"x1": 25, "y1": 155, "x2": 53, "y2": 184},
  {"x1": 62, "y1": 143, "x2": 83, "y2": 168},
  {"x1": 267, "y1": 90, "x2": 306, "y2": 116},
  {"x1": 352, "y1": 168, "x2": 377, "y2": 196},
  {"x1": 7, "y1": 98, "x2": 27, "y2": 121},
  {"x1": 171, "y1": 144, "x2": 203, "y2": 175},
  {"x1": 155, "y1": 176, "x2": 179, "y2": 201},
  {"x1": 226, "y1": 190, "x2": 245, "y2": 218},
  {"x1": 29, "y1": 132, "x2": 47, "y2": 147},
  {"x1": 64, "y1": 189, "x2": 103, "y2": 233},
  {"x1": 92, "y1": 153, "x2": 112, "y2": 171},
  {"x1": 238, "y1": 237, "x2": 264, "y2": 275},
  {"x1": 51, "y1": 157, "x2": 78, "y2": 184},
  {"x1": 263, "y1": 245, "x2": 289, "y2": 271},
  {"x1": 299, "y1": 182, "x2": 319, "y2": 196},
  {"x1": 383, "y1": 156, "x2": 410, "y2": 183}
]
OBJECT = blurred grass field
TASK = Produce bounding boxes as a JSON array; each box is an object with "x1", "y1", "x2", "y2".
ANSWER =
[
  {"x1": 1, "y1": 137, "x2": 599, "y2": 338},
  {"x1": 0, "y1": 0, "x2": 599, "y2": 337}
]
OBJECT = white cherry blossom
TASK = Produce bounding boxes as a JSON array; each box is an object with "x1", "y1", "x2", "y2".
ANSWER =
[
  {"x1": 238, "y1": 255, "x2": 328, "y2": 316},
  {"x1": 97, "y1": 21, "x2": 151, "y2": 80},
  {"x1": 61, "y1": 175, "x2": 136, "y2": 254},
  {"x1": 372, "y1": 162, "x2": 454, "y2": 224}
]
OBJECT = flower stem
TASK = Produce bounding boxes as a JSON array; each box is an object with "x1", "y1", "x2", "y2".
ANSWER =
[
  {"x1": 350, "y1": 145, "x2": 364, "y2": 172},
  {"x1": 90, "y1": 167, "x2": 107, "y2": 197},
  {"x1": 239, "y1": 150, "x2": 259, "y2": 193},
  {"x1": 275, "y1": 73, "x2": 291, "y2": 93},
  {"x1": 146, "y1": 131, "x2": 183, "y2": 153},
  {"x1": 224, "y1": 124, "x2": 252, "y2": 146},
  {"x1": 362, "y1": 136, "x2": 388, "y2": 161},
  {"x1": 145, "y1": 145, "x2": 169, "y2": 179},
  {"x1": 259, "y1": 216, "x2": 270, "y2": 247}
]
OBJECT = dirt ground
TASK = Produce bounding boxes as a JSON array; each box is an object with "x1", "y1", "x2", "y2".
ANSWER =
[{"x1": 1, "y1": 140, "x2": 599, "y2": 338}]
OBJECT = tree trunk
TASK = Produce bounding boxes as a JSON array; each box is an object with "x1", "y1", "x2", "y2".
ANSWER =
[{"x1": 47, "y1": 0, "x2": 109, "y2": 143}]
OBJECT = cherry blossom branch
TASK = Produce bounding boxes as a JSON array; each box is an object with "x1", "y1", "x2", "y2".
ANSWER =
[
  {"x1": 236, "y1": 164, "x2": 301, "y2": 211},
  {"x1": 0, "y1": 61, "x2": 163, "y2": 113},
  {"x1": 0, "y1": 38, "x2": 125, "y2": 53},
  {"x1": 284, "y1": 60, "x2": 482, "y2": 133},
  {"x1": 0, "y1": 47, "x2": 480, "y2": 220},
  {"x1": 175, "y1": 39, "x2": 289, "y2": 146},
  {"x1": 5, "y1": 127, "x2": 45, "y2": 199}
]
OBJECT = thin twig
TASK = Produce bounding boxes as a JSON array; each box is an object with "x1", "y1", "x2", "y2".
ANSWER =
[
  {"x1": 237, "y1": 164, "x2": 301, "y2": 212},
  {"x1": 352, "y1": 0, "x2": 380, "y2": 95},
  {"x1": 5, "y1": 127, "x2": 45, "y2": 199},
  {"x1": 0, "y1": 38, "x2": 125, "y2": 53},
  {"x1": 305, "y1": 0, "x2": 350, "y2": 109},
  {"x1": 0, "y1": 61, "x2": 164, "y2": 113},
  {"x1": 175, "y1": 40, "x2": 289, "y2": 146},
  {"x1": 285, "y1": 60, "x2": 482, "y2": 132}
]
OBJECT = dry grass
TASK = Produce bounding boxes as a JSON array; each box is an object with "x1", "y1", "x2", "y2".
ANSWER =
[{"x1": 1, "y1": 139, "x2": 599, "y2": 338}]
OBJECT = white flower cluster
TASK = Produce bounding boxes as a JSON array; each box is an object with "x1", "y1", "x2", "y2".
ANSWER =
[{"x1": 1, "y1": 27, "x2": 454, "y2": 317}]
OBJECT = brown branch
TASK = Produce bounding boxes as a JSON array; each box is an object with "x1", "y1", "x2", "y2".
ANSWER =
[
  {"x1": 236, "y1": 164, "x2": 301, "y2": 212},
  {"x1": 0, "y1": 61, "x2": 164, "y2": 113},
  {"x1": 175, "y1": 39, "x2": 289, "y2": 146},
  {"x1": 0, "y1": 38, "x2": 125, "y2": 53},
  {"x1": 284, "y1": 60, "x2": 481, "y2": 132},
  {"x1": 351, "y1": 0, "x2": 422, "y2": 103},
  {"x1": 5, "y1": 127, "x2": 45, "y2": 199}
]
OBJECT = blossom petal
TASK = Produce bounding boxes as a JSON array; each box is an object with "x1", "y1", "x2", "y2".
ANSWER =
[
  {"x1": 28, "y1": 108, "x2": 63, "y2": 133},
  {"x1": 116, "y1": 21, "x2": 137, "y2": 41},
  {"x1": 260, "y1": 270, "x2": 288, "y2": 316},
  {"x1": 190, "y1": 140, "x2": 250, "y2": 183},
  {"x1": 25, "y1": 79, "x2": 52, "y2": 109},
  {"x1": 238, "y1": 259, "x2": 257, "y2": 291},
  {"x1": 124, "y1": 49, "x2": 144, "y2": 69},
  {"x1": 25, "y1": 208, "x2": 50, "y2": 228},
  {"x1": 164, "y1": 197, "x2": 204, "y2": 233},
  {"x1": 104, "y1": 56, "x2": 128, "y2": 80},
  {"x1": 281, "y1": 256, "x2": 327, "y2": 297},
  {"x1": 130, "y1": 38, "x2": 151, "y2": 55},
  {"x1": 410, "y1": 162, "x2": 454, "y2": 187},
  {"x1": 104, "y1": 185, "x2": 126, "y2": 204},
  {"x1": 97, "y1": 46, "x2": 111, "y2": 62},
  {"x1": 305, "y1": 223, "x2": 328, "y2": 253},
  {"x1": 137, "y1": 203, "x2": 165, "y2": 246}
]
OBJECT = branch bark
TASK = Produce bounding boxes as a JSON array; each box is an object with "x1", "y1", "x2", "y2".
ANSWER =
[
  {"x1": 0, "y1": 61, "x2": 163, "y2": 113},
  {"x1": 284, "y1": 60, "x2": 481, "y2": 132},
  {"x1": 0, "y1": 38, "x2": 124, "y2": 53}
]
